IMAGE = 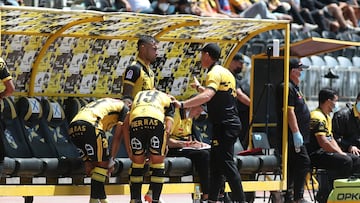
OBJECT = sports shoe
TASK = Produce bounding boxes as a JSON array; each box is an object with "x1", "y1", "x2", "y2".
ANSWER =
[
  {"x1": 302, "y1": 23, "x2": 318, "y2": 32},
  {"x1": 144, "y1": 190, "x2": 165, "y2": 203},
  {"x1": 295, "y1": 198, "x2": 312, "y2": 203}
]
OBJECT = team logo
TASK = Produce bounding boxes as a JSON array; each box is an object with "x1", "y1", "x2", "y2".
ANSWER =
[{"x1": 125, "y1": 70, "x2": 134, "y2": 79}]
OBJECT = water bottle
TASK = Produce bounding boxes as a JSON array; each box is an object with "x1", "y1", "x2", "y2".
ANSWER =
[{"x1": 193, "y1": 185, "x2": 202, "y2": 203}]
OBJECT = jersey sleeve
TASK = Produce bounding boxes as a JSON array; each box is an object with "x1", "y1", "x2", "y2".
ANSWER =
[{"x1": 123, "y1": 64, "x2": 141, "y2": 84}]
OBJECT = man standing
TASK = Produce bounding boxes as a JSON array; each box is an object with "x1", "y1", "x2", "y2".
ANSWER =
[
  {"x1": 228, "y1": 53, "x2": 250, "y2": 146},
  {"x1": 174, "y1": 43, "x2": 246, "y2": 203},
  {"x1": 122, "y1": 89, "x2": 174, "y2": 203},
  {"x1": 121, "y1": 35, "x2": 158, "y2": 99},
  {"x1": 276, "y1": 58, "x2": 311, "y2": 203},
  {"x1": 333, "y1": 92, "x2": 360, "y2": 155},
  {"x1": 306, "y1": 88, "x2": 360, "y2": 203},
  {"x1": 68, "y1": 98, "x2": 129, "y2": 203}
]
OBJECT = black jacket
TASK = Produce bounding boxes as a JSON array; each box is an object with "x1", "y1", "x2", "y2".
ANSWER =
[{"x1": 333, "y1": 103, "x2": 360, "y2": 151}]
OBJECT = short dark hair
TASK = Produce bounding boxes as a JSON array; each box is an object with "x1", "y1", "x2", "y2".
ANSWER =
[
  {"x1": 137, "y1": 35, "x2": 158, "y2": 50},
  {"x1": 318, "y1": 88, "x2": 337, "y2": 105}
]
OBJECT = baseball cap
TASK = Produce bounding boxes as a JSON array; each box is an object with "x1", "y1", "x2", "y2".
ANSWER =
[
  {"x1": 199, "y1": 43, "x2": 221, "y2": 60},
  {"x1": 233, "y1": 53, "x2": 244, "y2": 63},
  {"x1": 289, "y1": 58, "x2": 309, "y2": 70}
]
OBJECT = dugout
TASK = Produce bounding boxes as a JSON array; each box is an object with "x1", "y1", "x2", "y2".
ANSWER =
[{"x1": 1, "y1": 5, "x2": 359, "y2": 199}]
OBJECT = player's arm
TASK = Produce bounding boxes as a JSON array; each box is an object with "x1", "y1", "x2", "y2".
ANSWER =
[
  {"x1": 236, "y1": 87, "x2": 250, "y2": 106},
  {"x1": 121, "y1": 65, "x2": 141, "y2": 98},
  {"x1": 121, "y1": 114, "x2": 132, "y2": 160}
]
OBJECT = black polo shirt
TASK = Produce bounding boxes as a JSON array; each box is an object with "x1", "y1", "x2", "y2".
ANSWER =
[{"x1": 277, "y1": 80, "x2": 310, "y2": 145}]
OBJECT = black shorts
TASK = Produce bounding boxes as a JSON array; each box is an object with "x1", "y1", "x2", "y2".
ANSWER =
[
  {"x1": 129, "y1": 117, "x2": 166, "y2": 156},
  {"x1": 69, "y1": 120, "x2": 110, "y2": 162}
]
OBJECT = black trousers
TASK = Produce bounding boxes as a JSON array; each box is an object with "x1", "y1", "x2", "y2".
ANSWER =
[
  {"x1": 287, "y1": 145, "x2": 311, "y2": 200},
  {"x1": 167, "y1": 148, "x2": 210, "y2": 194},
  {"x1": 310, "y1": 150, "x2": 360, "y2": 196},
  {"x1": 208, "y1": 123, "x2": 245, "y2": 202}
]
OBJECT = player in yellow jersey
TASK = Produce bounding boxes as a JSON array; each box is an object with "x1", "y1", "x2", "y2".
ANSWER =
[
  {"x1": 121, "y1": 90, "x2": 175, "y2": 203},
  {"x1": 121, "y1": 35, "x2": 158, "y2": 99},
  {"x1": 167, "y1": 99, "x2": 210, "y2": 201},
  {"x1": 68, "y1": 98, "x2": 129, "y2": 203}
]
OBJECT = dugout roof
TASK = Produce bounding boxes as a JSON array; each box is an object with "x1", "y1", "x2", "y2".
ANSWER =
[{"x1": 1, "y1": 6, "x2": 290, "y2": 98}]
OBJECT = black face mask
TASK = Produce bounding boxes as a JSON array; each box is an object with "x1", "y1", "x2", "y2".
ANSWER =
[{"x1": 233, "y1": 66, "x2": 242, "y2": 74}]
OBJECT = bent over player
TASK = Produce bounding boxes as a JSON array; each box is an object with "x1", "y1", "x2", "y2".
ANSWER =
[
  {"x1": 68, "y1": 98, "x2": 129, "y2": 203},
  {"x1": 122, "y1": 89, "x2": 174, "y2": 203}
]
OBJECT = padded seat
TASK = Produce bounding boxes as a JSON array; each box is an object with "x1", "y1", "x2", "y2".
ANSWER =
[
  {"x1": 57, "y1": 157, "x2": 84, "y2": 177},
  {"x1": 257, "y1": 155, "x2": 280, "y2": 173},
  {"x1": 165, "y1": 157, "x2": 192, "y2": 177},
  {"x1": 116, "y1": 158, "x2": 132, "y2": 181},
  {"x1": 63, "y1": 97, "x2": 89, "y2": 124},
  {"x1": 237, "y1": 155, "x2": 261, "y2": 174},
  {"x1": 39, "y1": 158, "x2": 60, "y2": 177},
  {"x1": 2, "y1": 157, "x2": 16, "y2": 176},
  {"x1": 14, "y1": 158, "x2": 44, "y2": 177},
  {"x1": 41, "y1": 98, "x2": 79, "y2": 158},
  {"x1": 16, "y1": 97, "x2": 58, "y2": 158},
  {"x1": 0, "y1": 97, "x2": 33, "y2": 158}
]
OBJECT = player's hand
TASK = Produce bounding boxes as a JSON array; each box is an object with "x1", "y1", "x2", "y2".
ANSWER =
[
  {"x1": 107, "y1": 157, "x2": 115, "y2": 176},
  {"x1": 349, "y1": 146, "x2": 360, "y2": 156},
  {"x1": 190, "y1": 76, "x2": 201, "y2": 89},
  {"x1": 173, "y1": 100, "x2": 182, "y2": 108}
]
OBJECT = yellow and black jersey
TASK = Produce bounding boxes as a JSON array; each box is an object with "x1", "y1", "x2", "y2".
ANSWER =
[
  {"x1": 0, "y1": 58, "x2": 12, "y2": 82},
  {"x1": 307, "y1": 108, "x2": 333, "y2": 154},
  {"x1": 130, "y1": 90, "x2": 174, "y2": 123},
  {"x1": 71, "y1": 98, "x2": 128, "y2": 131},
  {"x1": 206, "y1": 64, "x2": 240, "y2": 125},
  {"x1": 169, "y1": 108, "x2": 192, "y2": 141},
  {"x1": 122, "y1": 58, "x2": 155, "y2": 98}
]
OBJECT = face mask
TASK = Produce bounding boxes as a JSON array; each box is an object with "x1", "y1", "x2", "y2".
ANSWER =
[
  {"x1": 332, "y1": 102, "x2": 339, "y2": 113},
  {"x1": 356, "y1": 102, "x2": 360, "y2": 113},
  {"x1": 184, "y1": 6, "x2": 191, "y2": 14},
  {"x1": 158, "y1": 3, "x2": 169, "y2": 12},
  {"x1": 299, "y1": 71, "x2": 305, "y2": 81}
]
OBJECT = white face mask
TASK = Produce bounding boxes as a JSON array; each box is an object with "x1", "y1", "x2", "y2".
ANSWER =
[
  {"x1": 158, "y1": 3, "x2": 169, "y2": 12},
  {"x1": 299, "y1": 71, "x2": 305, "y2": 81},
  {"x1": 332, "y1": 102, "x2": 339, "y2": 113},
  {"x1": 356, "y1": 102, "x2": 360, "y2": 113}
]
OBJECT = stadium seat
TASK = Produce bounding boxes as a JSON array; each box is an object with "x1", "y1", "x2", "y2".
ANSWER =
[
  {"x1": 41, "y1": 98, "x2": 79, "y2": 158},
  {"x1": 309, "y1": 56, "x2": 327, "y2": 97},
  {"x1": 0, "y1": 97, "x2": 33, "y2": 158},
  {"x1": 352, "y1": 56, "x2": 360, "y2": 68},
  {"x1": 337, "y1": 56, "x2": 359, "y2": 98},
  {"x1": 63, "y1": 97, "x2": 88, "y2": 124},
  {"x1": 16, "y1": 97, "x2": 58, "y2": 158},
  {"x1": 0, "y1": 97, "x2": 45, "y2": 177}
]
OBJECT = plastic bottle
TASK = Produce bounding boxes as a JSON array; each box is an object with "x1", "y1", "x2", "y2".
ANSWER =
[{"x1": 193, "y1": 185, "x2": 201, "y2": 203}]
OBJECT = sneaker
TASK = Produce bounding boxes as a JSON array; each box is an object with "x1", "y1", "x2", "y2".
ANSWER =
[
  {"x1": 291, "y1": 23, "x2": 303, "y2": 30},
  {"x1": 340, "y1": 25, "x2": 360, "y2": 33},
  {"x1": 144, "y1": 190, "x2": 153, "y2": 203},
  {"x1": 295, "y1": 198, "x2": 312, "y2": 203},
  {"x1": 144, "y1": 190, "x2": 165, "y2": 203},
  {"x1": 303, "y1": 23, "x2": 318, "y2": 32}
]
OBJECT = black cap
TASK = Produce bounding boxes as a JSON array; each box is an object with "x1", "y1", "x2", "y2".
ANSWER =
[
  {"x1": 233, "y1": 53, "x2": 244, "y2": 63},
  {"x1": 289, "y1": 58, "x2": 309, "y2": 70},
  {"x1": 200, "y1": 43, "x2": 221, "y2": 60}
]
